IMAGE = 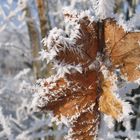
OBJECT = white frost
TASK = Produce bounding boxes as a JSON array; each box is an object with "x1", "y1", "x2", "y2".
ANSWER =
[{"x1": 93, "y1": 0, "x2": 115, "y2": 20}]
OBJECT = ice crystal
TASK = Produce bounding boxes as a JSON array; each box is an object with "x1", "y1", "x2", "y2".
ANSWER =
[{"x1": 93, "y1": 0, "x2": 115, "y2": 20}]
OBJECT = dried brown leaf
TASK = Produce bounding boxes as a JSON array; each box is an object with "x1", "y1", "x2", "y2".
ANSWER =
[{"x1": 104, "y1": 19, "x2": 140, "y2": 81}]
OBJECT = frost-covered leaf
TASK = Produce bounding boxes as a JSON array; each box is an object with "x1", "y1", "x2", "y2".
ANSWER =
[
  {"x1": 44, "y1": 11, "x2": 99, "y2": 66},
  {"x1": 99, "y1": 80, "x2": 123, "y2": 120},
  {"x1": 33, "y1": 70, "x2": 100, "y2": 139},
  {"x1": 33, "y1": 3, "x2": 140, "y2": 140},
  {"x1": 104, "y1": 19, "x2": 140, "y2": 81}
]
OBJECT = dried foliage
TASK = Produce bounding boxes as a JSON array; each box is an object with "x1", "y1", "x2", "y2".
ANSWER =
[
  {"x1": 34, "y1": 11, "x2": 140, "y2": 140},
  {"x1": 35, "y1": 13, "x2": 101, "y2": 139},
  {"x1": 99, "y1": 80, "x2": 123, "y2": 120},
  {"x1": 104, "y1": 19, "x2": 140, "y2": 81}
]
